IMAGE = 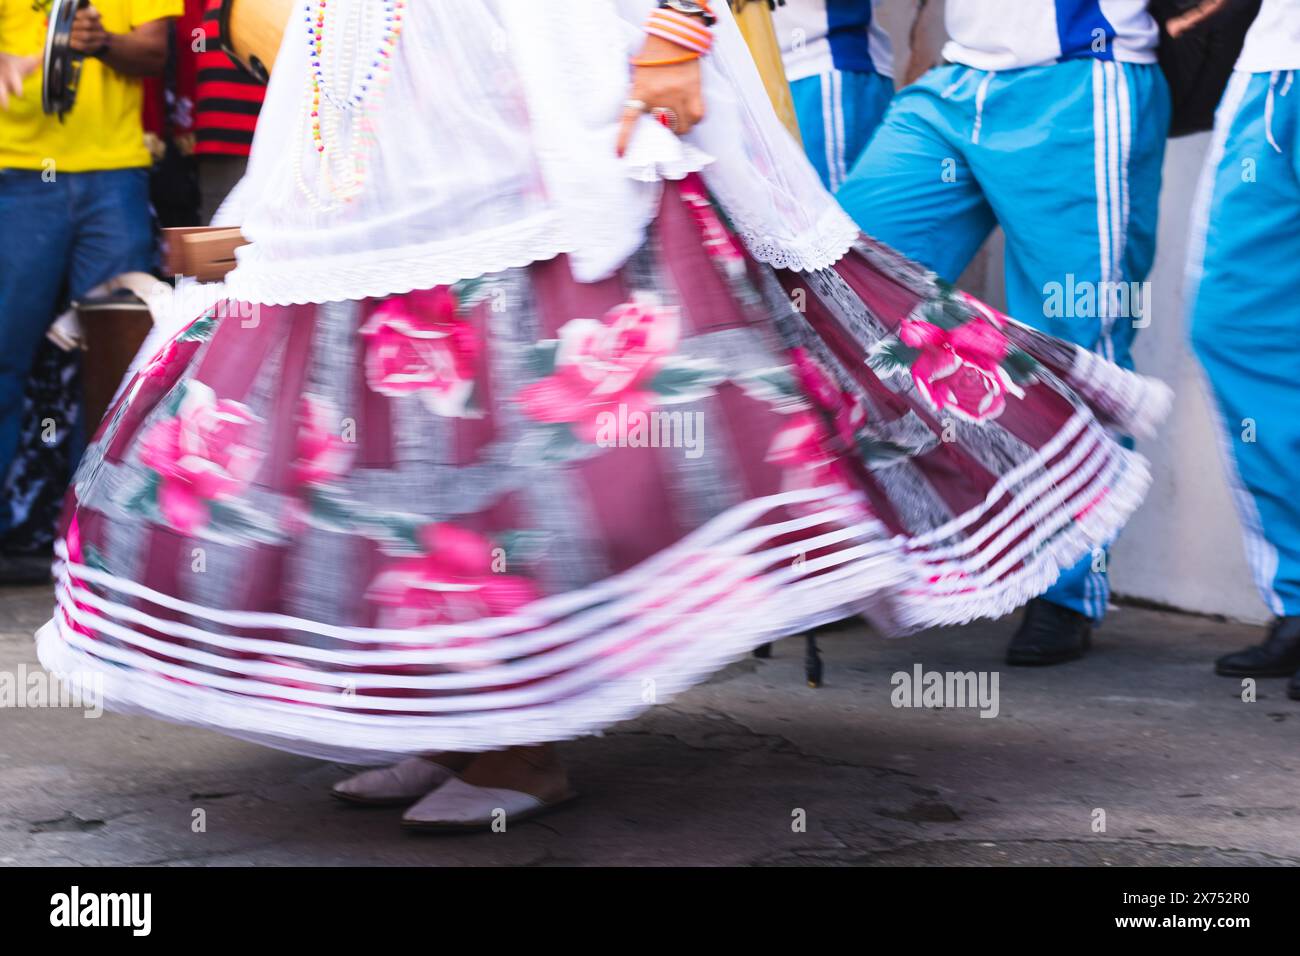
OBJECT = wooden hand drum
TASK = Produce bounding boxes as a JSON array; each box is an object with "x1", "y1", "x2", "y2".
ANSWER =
[{"x1": 219, "y1": 0, "x2": 295, "y2": 84}]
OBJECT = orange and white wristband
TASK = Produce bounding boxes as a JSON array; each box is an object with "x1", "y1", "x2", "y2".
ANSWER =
[{"x1": 644, "y1": 8, "x2": 714, "y2": 57}]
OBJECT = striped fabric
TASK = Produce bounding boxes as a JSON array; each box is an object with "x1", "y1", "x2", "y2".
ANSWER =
[
  {"x1": 1090, "y1": 58, "x2": 1132, "y2": 368},
  {"x1": 194, "y1": 0, "x2": 265, "y2": 157}
]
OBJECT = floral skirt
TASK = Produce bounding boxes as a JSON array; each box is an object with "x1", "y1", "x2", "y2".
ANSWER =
[{"x1": 37, "y1": 179, "x2": 1170, "y2": 763}]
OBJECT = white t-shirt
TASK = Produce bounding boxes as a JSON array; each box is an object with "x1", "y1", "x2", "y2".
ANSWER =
[
  {"x1": 1236, "y1": 0, "x2": 1300, "y2": 73},
  {"x1": 942, "y1": 0, "x2": 1159, "y2": 72},
  {"x1": 774, "y1": 0, "x2": 894, "y2": 82}
]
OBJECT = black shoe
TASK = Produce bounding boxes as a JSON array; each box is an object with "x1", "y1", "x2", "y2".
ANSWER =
[
  {"x1": 1288, "y1": 668, "x2": 1300, "y2": 701},
  {"x1": 1215, "y1": 616, "x2": 1300, "y2": 678},
  {"x1": 0, "y1": 551, "x2": 53, "y2": 586},
  {"x1": 1005, "y1": 598, "x2": 1092, "y2": 667}
]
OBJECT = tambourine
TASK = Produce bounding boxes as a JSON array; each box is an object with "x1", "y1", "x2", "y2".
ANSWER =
[
  {"x1": 41, "y1": 0, "x2": 84, "y2": 119},
  {"x1": 218, "y1": 0, "x2": 295, "y2": 84}
]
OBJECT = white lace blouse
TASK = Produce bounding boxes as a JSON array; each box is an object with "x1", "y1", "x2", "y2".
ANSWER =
[{"x1": 218, "y1": 0, "x2": 859, "y2": 305}]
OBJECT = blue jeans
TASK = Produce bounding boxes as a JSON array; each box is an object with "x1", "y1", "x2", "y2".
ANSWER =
[{"x1": 0, "y1": 167, "x2": 155, "y2": 534}]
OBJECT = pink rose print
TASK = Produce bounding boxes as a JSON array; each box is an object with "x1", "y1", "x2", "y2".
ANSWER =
[
  {"x1": 142, "y1": 340, "x2": 182, "y2": 381},
  {"x1": 897, "y1": 316, "x2": 1018, "y2": 424},
  {"x1": 516, "y1": 293, "x2": 681, "y2": 441},
  {"x1": 767, "y1": 412, "x2": 837, "y2": 482},
  {"x1": 65, "y1": 513, "x2": 84, "y2": 566},
  {"x1": 292, "y1": 395, "x2": 354, "y2": 488},
  {"x1": 96, "y1": 334, "x2": 204, "y2": 449},
  {"x1": 791, "y1": 348, "x2": 868, "y2": 450},
  {"x1": 138, "y1": 387, "x2": 264, "y2": 533},
  {"x1": 137, "y1": 309, "x2": 212, "y2": 384},
  {"x1": 766, "y1": 413, "x2": 873, "y2": 522},
  {"x1": 959, "y1": 291, "x2": 1008, "y2": 328},
  {"x1": 60, "y1": 514, "x2": 99, "y2": 639},
  {"x1": 360, "y1": 287, "x2": 481, "y2": 418},
  {"x1": 367, "y1": 526, "x2": 540, "y2": 669},
  {"x1": 61, "y1": 514, "x2": 125, "y2": 644}
]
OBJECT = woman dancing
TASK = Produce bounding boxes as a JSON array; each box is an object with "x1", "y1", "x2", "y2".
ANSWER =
[{"x1": 38, "y1": 0, "x2": 1170, "y2": 831}]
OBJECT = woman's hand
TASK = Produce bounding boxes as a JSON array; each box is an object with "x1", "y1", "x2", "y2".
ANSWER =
[{"x1": 616, "y1": 33, "x2": 706, "y2": 157}]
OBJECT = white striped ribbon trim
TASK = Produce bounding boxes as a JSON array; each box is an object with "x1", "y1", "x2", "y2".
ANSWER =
[
  {"x1": 50, "y1": 419, "x2": 1142, "y2": 702},
  {"x1": 55, "y1": 487, "x2": 875, "y2": 645},
  {"x1": 54, "y1": 512, "x2": 891, "y2": 687}
]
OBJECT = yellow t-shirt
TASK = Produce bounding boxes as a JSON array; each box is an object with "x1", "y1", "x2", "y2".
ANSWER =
[{"x1": 0, "y1": 0, "x2": 183, "y2": 172}]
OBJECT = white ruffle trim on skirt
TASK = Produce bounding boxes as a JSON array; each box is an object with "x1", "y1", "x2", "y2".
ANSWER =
[{"x1": 39, "y1": 409, "x2": 1157, "y2": 765}]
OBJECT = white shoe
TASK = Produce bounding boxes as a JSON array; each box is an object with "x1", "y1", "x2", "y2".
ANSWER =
[
  {"x1": 331, "y1": 756, "x2": 461, "y2": 807},
  {"x1": 401, "y1": 747, "x2": 577, "y2": 832}
]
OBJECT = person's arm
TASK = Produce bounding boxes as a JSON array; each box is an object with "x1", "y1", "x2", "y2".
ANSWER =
[
  {"x1": 1164, "y1": 0, "x2": 1234, "y2": 38},
  {"x1": 0, "y1": 51, "x2": 38, "y2": 110},
  {"x1": 901, "y1": 0, "x2": 944, "y2": 87},
  {"x1": 69, "y1": 4, "x2": 170, "y2": 77},
  {"x1": 616, "y1": 1, "x2": 711, "y2": 156}
]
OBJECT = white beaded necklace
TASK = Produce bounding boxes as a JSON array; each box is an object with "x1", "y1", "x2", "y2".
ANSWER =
[{"x1": 294, "y1": 0, "x2": 405, "y2": 210}]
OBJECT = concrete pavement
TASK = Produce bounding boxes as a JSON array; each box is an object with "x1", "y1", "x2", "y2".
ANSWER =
[{"x1": 2, "y1": 584, "x2": 1297, "y2": 866}]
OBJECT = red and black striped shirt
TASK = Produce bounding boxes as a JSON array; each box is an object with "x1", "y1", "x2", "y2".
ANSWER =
[{"x1": 195, "y1": 0, "x2": 265, "y2": 157}]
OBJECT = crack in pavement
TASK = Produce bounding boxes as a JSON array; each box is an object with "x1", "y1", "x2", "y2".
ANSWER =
[
  {"x1": 132, "y1": 837, "x2": 298, "y2": 867},
  {"x1": 27, "y1": 812, "x2": 106, "y2": 834},
  {"x1": 611, "y1": 706, "x2": 917, "y2": 779}
]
